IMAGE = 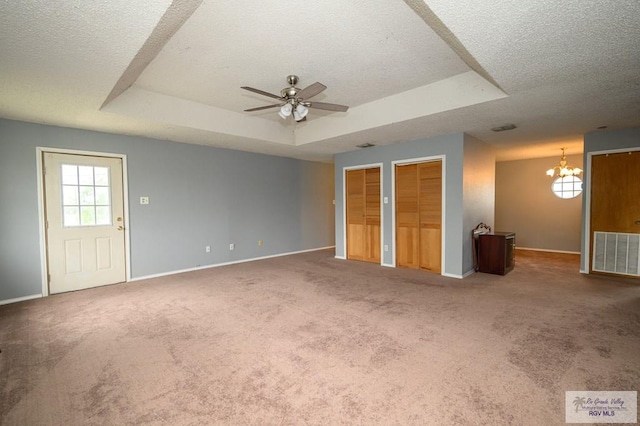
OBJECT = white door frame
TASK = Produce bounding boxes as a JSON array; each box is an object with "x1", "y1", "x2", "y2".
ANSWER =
[
  {"x1": 391, "y1": 155, "x2": 446, "y2": 272},
  {"x1": 582, "y1": 146, "x2": 640, "y2": 274},
  {"x1": 36, "y1": 147, "x2": 131, "y2": 297},
  {"x1": 341, "y1": 163, "x2": 384, "y2": 265}
]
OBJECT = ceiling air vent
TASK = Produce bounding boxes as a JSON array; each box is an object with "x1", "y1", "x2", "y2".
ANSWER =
[
  {"x1": 356, "y1": 143, "x2": 375, "y2": 148},
  {"x1": 491, "y1": 124, "x2": 517, "y2": 132}
]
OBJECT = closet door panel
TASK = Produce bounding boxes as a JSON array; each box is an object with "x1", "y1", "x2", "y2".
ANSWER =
[
  {"x1": 397, "y1": 226, "x2": 419, "y2": 268},
  {"x1": 346, "y1": 169, "x2": 365, "y2": 261},
  {"x1": 365, "y1": 168, "x2": 381, "y2": 263},
  {"x1": 419, "y1": 162, "x2": 442, "y2": 273},
  {"x1": 420, "y1": 227, "x2": 441, "y2": 272},
  {"x1": 396, "y1": 164, "x2": 419, "y2": 268}
]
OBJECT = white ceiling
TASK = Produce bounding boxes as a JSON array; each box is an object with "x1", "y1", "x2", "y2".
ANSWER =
[{"x1": 1, "y1": 0, "x2": 639, "y2": 162}]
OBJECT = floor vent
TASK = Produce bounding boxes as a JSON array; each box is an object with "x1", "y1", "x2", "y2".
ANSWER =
[{"x1": 592, "y1": 232, "x2": 640, "y2": 276}]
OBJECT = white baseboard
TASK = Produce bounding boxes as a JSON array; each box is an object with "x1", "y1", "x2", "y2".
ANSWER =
[
  {"x1": 461, "y1": 269, "x2": 476, "y2": 278},
  {"x1": 131, "y1": 246, "x2": 336, "y2": 282},
  {"x1": 0, "y1": 293, "x2": 42, "y2": 306},
  {"x1": 381, "y1": 263, "x2": 394, "y2": 268},
  {"x1": 516, "y1": 247, "x2": 580, "y2": 255},
  {"x1": 442, "y1": 272, "x2": 464, "y2": 279},
  {"x1": 334, "y1": 255, "x2": 346, "y2": 260}
]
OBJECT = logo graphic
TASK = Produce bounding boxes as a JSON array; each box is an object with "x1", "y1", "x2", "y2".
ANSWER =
[
  {"x1": 573, "y1": 396, "x2": 586, "y2": 413},
  {"x1": 566, "y1": 391, "x2": 637, "y2": 423}
]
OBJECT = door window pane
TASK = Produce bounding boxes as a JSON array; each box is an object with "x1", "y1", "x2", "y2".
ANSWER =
[
  {"x1": 79, "y1": 186, "x2": 95, "y2": 205},
  {"x1": 78, "y1": 166, "x2": 94, "y2": 185},
  {"x1": 61, "y1": 164, "x2": 113, "y2": 227},
  {"x1": 95, "y1": 187, "x2": 110, "y2": 205},
  {"x1": 94, "y1": 167, "x2": 109, "y2": 186},
  {"x1": 81, "y1": 206, "x2": 96, "y2": 226},
  {"x1": 63, "y1": 186, "x2": 79, "y2": 205},
  {"x1": 64, "y1": 206, "x2": 80, "y2": 226},
  {"x1": 62, "y1": 165, "x2": 78, "y2": 185},
  {"x1": 96, "y1": 206, "x2": 111, "y2": 225}
]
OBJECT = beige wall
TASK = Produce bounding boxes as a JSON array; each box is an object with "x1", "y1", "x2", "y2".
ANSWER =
[{"x1": 495, "y1": 154, "x2": 583, "y2": 253}]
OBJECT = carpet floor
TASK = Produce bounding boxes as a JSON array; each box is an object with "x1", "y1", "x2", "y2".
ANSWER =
[{"x1": 1, "y1": 249, "x2": 639, "y2": 425}]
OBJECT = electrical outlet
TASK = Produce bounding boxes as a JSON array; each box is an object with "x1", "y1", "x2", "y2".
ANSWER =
[
  {"x1": 205, "y1": 246, "x2": 211, "y2": 253},
  {"x1": 229, "y1": 243, "x2": 234, "y2": 251},
  {"x1": 258, "y1": 240, "x2": 263, "y2": 247},
  {"x1": 140, "y1": 196, "x2": 149, "y2": 205}
]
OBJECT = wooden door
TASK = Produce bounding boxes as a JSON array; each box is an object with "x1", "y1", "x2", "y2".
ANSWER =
[
  {"x1": 44, "y1": 152, "x2": 126, "y2": 294},
  {"x1": 346, "y1": 169, "x2": 365, "y2": 260},
  {"x1": 346, "y1": 168, "x2": 381, "y2": 263},
  {"x1": 364, "y1": 168, "x2": 381, "y2": 262},
  {"x1": 395, "y1": 161, "x2": 442, "y2": 272},
  {"x1": 419, "y1": 161, "x2": 442, "y2": 273},
  {"x1": 395, "y1": 164, "x2": 419, "y2": 268},
  {"x1": 590, "y1": 151, "x2": 640, "y2": 274}
]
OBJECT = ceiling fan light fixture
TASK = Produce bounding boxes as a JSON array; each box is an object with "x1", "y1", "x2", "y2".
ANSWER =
[
  {"x1": 278, "y1": 103, "x2": 292, "y2": 119},
  {"x1": 294, "y1": 104, "x2": 309, "y2": 122}
]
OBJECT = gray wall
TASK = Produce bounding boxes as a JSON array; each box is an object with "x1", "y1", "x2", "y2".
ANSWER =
[
  {"x1": 581, "y1": 127, "x2": 640, "y2": 271},
  {"x1": 0, "y1": 119, "x2": 335, "y2": 302},
  {"x1": 495, "y1": 154, "x2": 583, "y2": 253},
  {"x1": 462, "y1": 134, "x2": 496, "y2": 271},
  {"x1": 334, "y1": 132, "x2": 491, "y2": 278}
]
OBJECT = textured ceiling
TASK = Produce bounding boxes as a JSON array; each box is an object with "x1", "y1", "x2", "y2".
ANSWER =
[{"x1": 1, "y1": 0, "x2": 639, "y2": 162}]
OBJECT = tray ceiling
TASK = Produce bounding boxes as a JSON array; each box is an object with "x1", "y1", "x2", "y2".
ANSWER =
[{"x1": 1, "y1": 0, "x2": 639, "y2": 162}]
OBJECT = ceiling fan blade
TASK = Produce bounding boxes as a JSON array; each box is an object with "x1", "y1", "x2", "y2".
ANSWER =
[
  {"x1": 309, "y1": 101, "x2": 349, "y2": 112},
  {"x1": 244, "y1": 104, "x2": 281, "y2": 112},
  {"x1": 296, "y1": 82, "x2": 326, "y2": 100},
  {"x1": 241, "y1": 86, "x2": 283, "y2": 100}
]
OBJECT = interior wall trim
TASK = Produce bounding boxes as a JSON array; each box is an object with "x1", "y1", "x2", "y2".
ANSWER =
[
  {"x1": 516, "y1": 247, "x2": 581, "y2": 255},
  {"x1": 130, "y1": 246, "x2": 336, "y2": 282},
  {"x1": 0, "y1": 293, "x2": 42, "y2": 306}
]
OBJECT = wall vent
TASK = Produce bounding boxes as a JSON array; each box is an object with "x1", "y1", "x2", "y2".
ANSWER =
[{"x1": 592, "y1": 231, "x2": 640, "y2": 276}]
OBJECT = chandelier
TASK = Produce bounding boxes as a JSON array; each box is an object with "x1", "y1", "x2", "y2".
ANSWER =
[{"x1": 546, "y1": 148, "x2": 582, "y2": 178}]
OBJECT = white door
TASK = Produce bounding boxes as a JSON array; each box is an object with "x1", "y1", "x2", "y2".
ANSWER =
[{"x1": 44, "y1": 152, "x2": 126, "y2": 294}]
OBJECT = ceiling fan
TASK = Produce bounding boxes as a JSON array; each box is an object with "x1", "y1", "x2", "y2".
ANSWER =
[{"x1": 241, "y1": 75, "x2": 349, "y2": 122}]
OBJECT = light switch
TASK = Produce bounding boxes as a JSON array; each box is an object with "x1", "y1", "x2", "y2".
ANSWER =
[{"x1": 383, "y1": 197, "x2": 388, "y2": 204}]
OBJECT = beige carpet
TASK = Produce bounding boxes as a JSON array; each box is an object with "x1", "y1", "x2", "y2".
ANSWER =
[{"x1": 1, "y1": 249, "x2": 639, "y2": 425}]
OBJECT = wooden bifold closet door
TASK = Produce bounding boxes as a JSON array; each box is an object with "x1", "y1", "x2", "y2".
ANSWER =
[
  {"x1": 346, "y1": 168, "x2": 381, "y2": 263},
  {"x1": 395, "y1": 161, "x2": 441, "y2": 273}
]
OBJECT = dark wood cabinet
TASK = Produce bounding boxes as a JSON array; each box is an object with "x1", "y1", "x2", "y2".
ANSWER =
[{"x1": 478, "y1": 232, "x2": 515, "y2": 275}]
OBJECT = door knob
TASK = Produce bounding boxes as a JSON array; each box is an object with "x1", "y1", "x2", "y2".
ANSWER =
[
  {"x1": 117, "y1": 226, "x2": 124, "y2": 231},
  {"x1": 635, "y1": 220, "x2": 640, "y2": 225}
]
